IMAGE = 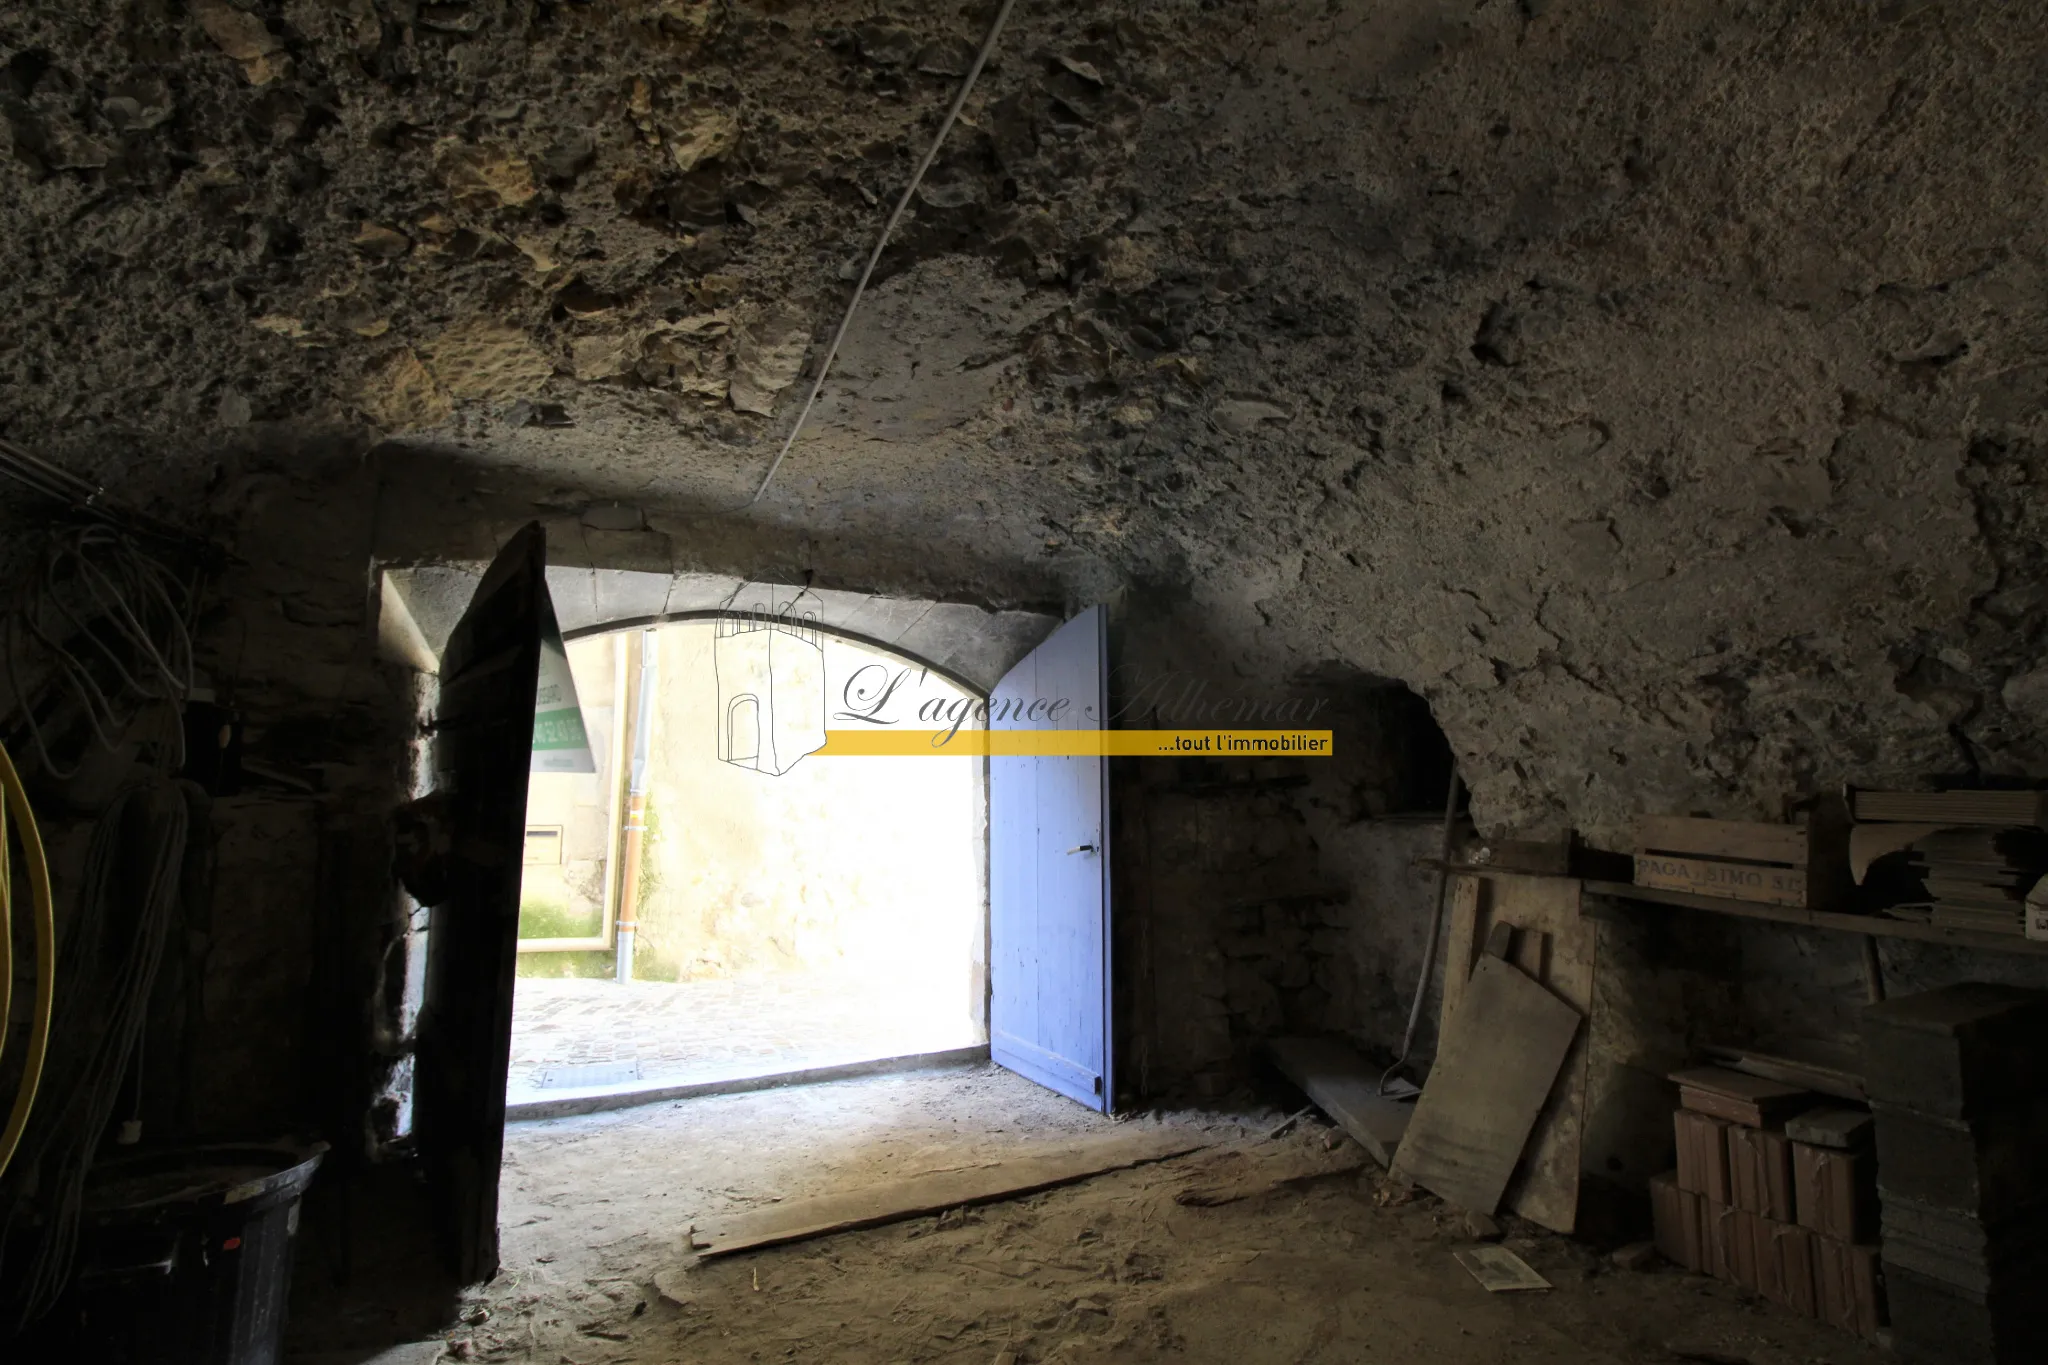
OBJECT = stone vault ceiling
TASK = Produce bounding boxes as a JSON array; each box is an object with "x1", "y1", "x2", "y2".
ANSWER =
[{"x1": 4, "y1": 1, "x2": 2048, "y2": 836}]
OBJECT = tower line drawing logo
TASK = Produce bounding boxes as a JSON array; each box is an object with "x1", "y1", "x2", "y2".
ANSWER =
[{"x1": 714, "y1": 600, "x2": 827, "y2": 776}]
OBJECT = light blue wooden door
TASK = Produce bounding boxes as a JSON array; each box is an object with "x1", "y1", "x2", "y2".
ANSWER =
[{"x1": 989, "y1": 605, "x2": 1112, "y2": 1111}]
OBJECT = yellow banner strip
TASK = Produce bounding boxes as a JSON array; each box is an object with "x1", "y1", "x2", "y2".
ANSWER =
[{"x1": 817, "y1": 730, "x2": 1334, "y2": 757}]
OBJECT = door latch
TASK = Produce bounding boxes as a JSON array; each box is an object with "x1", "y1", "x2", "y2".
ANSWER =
[{"x1": 1065, "y1": 843, "x2": 1097, "y2": 855}]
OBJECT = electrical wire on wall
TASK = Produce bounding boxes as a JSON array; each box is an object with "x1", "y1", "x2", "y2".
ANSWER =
[
  {"x1": 0, "y1": 780, "x2": 192, "y2": 1329},
  {"x1": 3, "y1": 524, "x2": 199, "y2": 782},
  {"x1": 0, "y1": 441, "x2": 214, "y2": 1325},
  {"x1": 0, "y1": 439, "x2": 213, "y2": 560},
  {"x1": 0, "y1": 437, "x2": 214, "y2": 790},
  {"x1": 731, "y1": 0, "x2": 1019, "y2": 511},
  {"x1": 0, "y1": 739, "x2": 57, "y2": 1188}
]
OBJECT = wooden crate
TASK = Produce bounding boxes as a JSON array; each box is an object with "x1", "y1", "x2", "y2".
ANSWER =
[{"x1": 1632, "y1": 808, "x2": 1849, "y2": 910}]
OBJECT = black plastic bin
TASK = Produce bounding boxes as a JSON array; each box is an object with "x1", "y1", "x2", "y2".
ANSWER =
[{"x1": 54, "y1": 1142, "x2": 326, "y2": 1365}]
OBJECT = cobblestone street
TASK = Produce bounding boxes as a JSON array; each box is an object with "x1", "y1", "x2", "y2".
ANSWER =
[{"x1": 506, "y1": 974, "x2": 984, "y2": 1103}]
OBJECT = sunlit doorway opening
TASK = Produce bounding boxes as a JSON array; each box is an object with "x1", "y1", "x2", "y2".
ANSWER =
[
  {"x1": 509, "y1": 618, "x2": 991, "y2": 1113},
  {"x1": 507, "y1": 616, "x2": 986, "y2": 1110}
]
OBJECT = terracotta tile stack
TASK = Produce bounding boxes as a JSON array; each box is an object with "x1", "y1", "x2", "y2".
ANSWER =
[
  {"x1": 1862, "y1": 984, "x2": 2048, "y2": 1365},
  {"x1": 1650, "y1": 1066, "x2": 1882, "y2": 1340}
]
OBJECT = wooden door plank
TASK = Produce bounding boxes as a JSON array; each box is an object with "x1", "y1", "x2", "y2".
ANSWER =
[
  {"x1": 1389, "y1": 953, "x2": 1582, "y2": 1216},
  {"x1": 693, "y1": 1130, "x2": 1202, "y2": 1258},
  {"x1": 1701, "y1": 1041, "x2": 1863, "y2": 1102},
  {"x1": 1633, "y1": 854, "x2": 1808, "y2": 906},
  {"x1": 1173, "y1": 1140, "x2": 1372, "y2": 1206}
]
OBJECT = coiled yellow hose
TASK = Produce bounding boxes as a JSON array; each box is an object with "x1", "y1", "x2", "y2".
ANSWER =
[{"x1": 0, "y1": 738, "x2": 56, "y2": 1183}]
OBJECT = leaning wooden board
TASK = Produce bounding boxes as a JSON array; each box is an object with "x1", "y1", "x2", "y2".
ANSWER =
[
  {"x1": 1440, "y1": 873, "x2": 1597, "y2": 1233},
  {"x1": 692, "y1": 1130, "x2": 1205, "y2": 1258},
  {"x1": 1267, "y1": 1036, "x2": 1414, "y2": 1168},
  {"x1": 1391, "y1": 947, "x2": 1583, "y2": 1216}
]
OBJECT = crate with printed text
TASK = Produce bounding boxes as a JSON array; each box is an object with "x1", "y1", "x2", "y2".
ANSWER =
[{"x1": 1632, "y1": 800, "x2": 1851, "y2": 910}]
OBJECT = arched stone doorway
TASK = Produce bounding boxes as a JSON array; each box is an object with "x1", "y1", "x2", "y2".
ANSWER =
[{"x1": 507, "y1": 614, "x2": 992, "y2": 1110}]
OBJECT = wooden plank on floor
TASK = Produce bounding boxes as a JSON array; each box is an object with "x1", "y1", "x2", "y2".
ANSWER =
[
  {"x1": 1266, "y1": 1037, "x2": 1414, "y2": 1168},
  {"x1": 1172, "y1": 1140, "x2": 1371, "y2": 1207},
  {"x1": 1389, "y1": 953, "x2": 1582, "y2": 1217},
  {"x1": 692, "y1": 1130, "x2": 1205, "y2": 1259}
]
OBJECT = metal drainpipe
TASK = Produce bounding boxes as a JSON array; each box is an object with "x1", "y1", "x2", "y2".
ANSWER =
[{"x1": 616, "y1": 628, "x2": 658, "y2": 985}]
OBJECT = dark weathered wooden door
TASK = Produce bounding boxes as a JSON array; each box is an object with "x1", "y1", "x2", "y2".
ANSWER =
[
  {"x1": 414, "y1": 522, "x2": 547, "y2": 1283},
  {"x1": 988, "y1": 605, "x2": 1113, "y2": 1111}
]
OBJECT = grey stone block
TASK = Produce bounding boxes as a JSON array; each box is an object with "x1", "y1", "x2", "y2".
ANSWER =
[
  {"x1": 1888, "y1": 1261, "x2": 2048, "y2": 1365},
  {"x1": 1861, "y1": 983, "x2": 2048, "y2": 1119},
  {"x1": 1872, "y1": 1096, "x2": 2048, "y2": 1217}
]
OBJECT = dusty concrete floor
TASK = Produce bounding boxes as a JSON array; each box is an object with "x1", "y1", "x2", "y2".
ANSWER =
[{"x1": 291, "y1": 1064, "x2": 1890, "y2": 1365}]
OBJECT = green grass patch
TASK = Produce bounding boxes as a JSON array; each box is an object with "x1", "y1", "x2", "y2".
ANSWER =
[
  {"x1": 515, "y1": 950, "x2": 614, "y2": 979},
  {"x1": 518, "y1": 896, "x2": 603, "y2": 942}
]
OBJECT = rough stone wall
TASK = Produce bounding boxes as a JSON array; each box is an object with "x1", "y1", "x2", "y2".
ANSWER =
[
  {"x1": 1299, "y1": 822, "x2": 1451, "y2": 1064},
  {"x1": 9, "y1": 1, "x2": 2046, "y2": 846},
  {"x1": 1111, "y1": 596, "x2": 1460, "y2": 1097},
  {"x1": 1127, "y1": 1, "x2": 2048, "y2": 842},
  {"x1": 0, "y1": 441, "x2": 419, "y2": 1147},
  {"x1": 8, "y1": 0, "x2": 2048, "y2": 1135},
  {"x1": 1116, "y1": 758, "x2": 1323, "y2": 1098},
  {"x1": 1115, "y1": 784, "x2": 1448, "y2": 1100},
  {"x1": 185, "y1": 440, "x2": 423, "y2": 1145}
]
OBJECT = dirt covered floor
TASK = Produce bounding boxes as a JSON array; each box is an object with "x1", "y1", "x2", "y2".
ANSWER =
[{"x1": 291, "y1": 1063, "x2": 1889, "y2": 1365}]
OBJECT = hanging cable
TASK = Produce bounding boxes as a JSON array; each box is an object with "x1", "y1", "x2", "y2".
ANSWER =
[
  {"x1": 733, "y1": 0, "x2": 1019, "y2": 511},
  {"x1": 4, "y1": 525, "x2": 196, "y2": 780},
  {"x1": 0, "y1": 438, "x2": 213, "y2": 557},
  {"x1": 0, "y1": 780, "x2": 189, "y2": 1328},
  {"x1": 1, "y1": 762, "x2": 7, "y2": 1060},
  {"x1": 0, "y1": 739, "x2": 57, "y2": 1186}
]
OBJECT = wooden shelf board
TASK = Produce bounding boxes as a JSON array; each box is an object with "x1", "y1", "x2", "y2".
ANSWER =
[
  {"x1": 1580, "y1": 880, "x2": 2048, "y2": 957},
  {"x1": 1430, "y1": 862, "x2": 2048, "y2": 956}
]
